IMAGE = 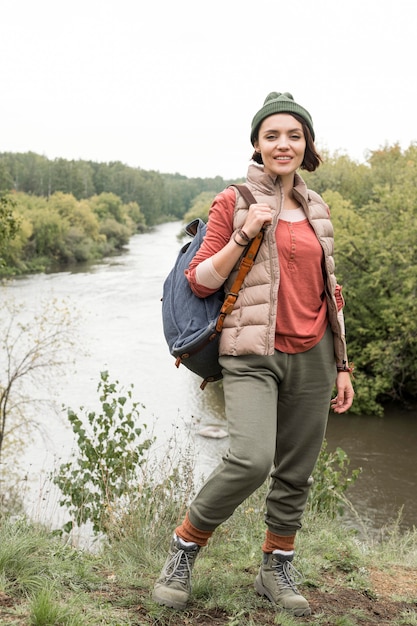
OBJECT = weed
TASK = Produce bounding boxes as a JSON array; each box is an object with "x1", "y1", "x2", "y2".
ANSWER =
[
  {"x1": 399, "y1": 609, "x2": 417, "y2": 625},
  {"x1": 308, "y1": 440, "x2": 362, "y2": 518},
  {"x1": 332, "y1": 616, "x2": 357, "y2": 626},
  {"x1": 29, "y1": 587, "x2": 84, "y2": 626}
]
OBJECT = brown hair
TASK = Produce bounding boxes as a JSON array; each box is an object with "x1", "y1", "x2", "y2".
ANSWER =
[{"x1": 251, "y1": 113, "x2": 322, "y2": 172}]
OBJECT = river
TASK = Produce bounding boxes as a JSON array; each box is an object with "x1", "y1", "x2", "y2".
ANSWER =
[{"x1": 3, "y1": 221, "x2": 416, "y2": 539}]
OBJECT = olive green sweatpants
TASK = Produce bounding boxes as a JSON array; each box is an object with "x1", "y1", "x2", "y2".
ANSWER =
[{"x1": 188, "y1": 326, "x2": 336, "y2": 536}]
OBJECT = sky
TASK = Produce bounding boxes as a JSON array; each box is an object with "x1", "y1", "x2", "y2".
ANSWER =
[{"x1": 1, "y1": 0, "x2": 416, "y2": 180}]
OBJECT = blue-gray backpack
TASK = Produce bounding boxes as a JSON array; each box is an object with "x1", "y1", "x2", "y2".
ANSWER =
[{"x1": 161, "y1": 185, "x2": 263, "y2": 389}]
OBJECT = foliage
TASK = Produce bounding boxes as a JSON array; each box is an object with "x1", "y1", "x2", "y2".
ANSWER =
[
  {"x1": 0, "y1": 151, "x2": 233, "y2": 226},
  {"x1": 30, "y1": 587, "x2": 86, "y2": 626},
  {"x1": 308, "y1": 440, "x2": 362, "y2": 518},
  {"x1": 304, "y1": 143, "x2": 417, "y2": 414},
  {"x1": 0, "y1": 516, "x2": 102, "y2": 624},
  {"x1": 53, "y1": 371, "x2": 155, "y2": 536},
  {"x1": 0, "y1": 517, "x2": 57, "y2": 597},
  {"x1": 0, "y1": 190, "x2": 146, "y2": 275},
  {"x1": 182, "y1": 190, "x2": 218, "y2": 224},
  {"x1": 0, "y1": 293, "x2": 77, "y2": 465},
  {"x1": 303, "y1": 150, "x2": 374, "y2": 209},
  {"x1": 0, "y1": 195, "x2": 20, "y2": 267}
]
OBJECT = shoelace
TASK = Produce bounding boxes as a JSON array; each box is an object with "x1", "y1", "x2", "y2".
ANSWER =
[
  {"x1": 163, "y1": 547, "x2": 198, "y2": 583},
  {"x1": 272, "y1": 559, "x2": 303, "y2": 594}
]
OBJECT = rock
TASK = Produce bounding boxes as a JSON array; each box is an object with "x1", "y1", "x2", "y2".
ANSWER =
[{"x1": 197, "y1": 425, "x2": 228, "y2": 439}]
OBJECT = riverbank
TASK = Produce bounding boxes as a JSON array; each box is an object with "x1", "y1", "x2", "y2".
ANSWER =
[
  {"x1": 5, "y1": 222, "x2": 417, "y2": 539},
  {"x1": 1, "y1": 482, "x2": 416, "y2": 626}
]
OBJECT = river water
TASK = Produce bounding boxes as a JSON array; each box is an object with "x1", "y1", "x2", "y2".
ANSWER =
[{"x1": 4, "y1": 221, "x2": 416, "y2": 538}]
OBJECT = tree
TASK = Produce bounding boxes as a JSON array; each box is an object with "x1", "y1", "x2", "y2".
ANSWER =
[
  {"x1": 0, "y1": 293, "x2": 77, "y2": 465},
  {"x1": 0, "y1": 161, "x2": 13, "y2": 192},
  {"x1": 89, "y1": 192, "x2": 126, "y2": 224},
  {"x1": 182, "y1": 191, "x2": 217, "y2": 224},
  {"x1": 325, "y1": 173, "x2": 417, "y2": 414},
  {"x1": 48, "y1": 192, "x2": 101, "y2": 240},
  {"x1": 0, "y1": 195, "x2": 20, "y2": 265},
  {"x1": 303, "y1": 150, "x2": 373, "y2": 210}
]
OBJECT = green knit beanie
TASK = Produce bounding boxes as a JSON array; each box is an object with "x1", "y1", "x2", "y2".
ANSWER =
[{"x1": 250, "y1": 92, "x2": 315, "y2": 144}]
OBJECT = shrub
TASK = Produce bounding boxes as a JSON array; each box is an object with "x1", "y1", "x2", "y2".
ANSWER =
[{"x1": 53, "y1": 371, "x2": 154, "y2": 536}]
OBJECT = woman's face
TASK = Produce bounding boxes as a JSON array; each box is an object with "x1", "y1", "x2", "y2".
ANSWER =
[{"x1": 254, "y1": 113, "x2": 306, "y2": 180}]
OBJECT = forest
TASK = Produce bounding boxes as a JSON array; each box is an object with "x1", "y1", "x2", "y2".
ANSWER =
[{"x1": 0, "y1": 145, "x2": 416, "y2": 416}]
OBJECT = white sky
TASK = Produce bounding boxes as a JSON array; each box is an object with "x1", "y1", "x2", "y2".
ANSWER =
[{"x1": 1, "y1": 0, "x2": 415, "y2": 179}]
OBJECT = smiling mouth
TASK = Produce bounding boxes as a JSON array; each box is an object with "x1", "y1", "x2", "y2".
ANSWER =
[{"x1": 275, "y1": 156, "x2": 292, "y2": 161}]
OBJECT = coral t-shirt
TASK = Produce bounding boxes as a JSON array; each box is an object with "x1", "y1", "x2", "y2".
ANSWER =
[{"x1": 274, "y1": 217, "x2": 327, "y2": 353}]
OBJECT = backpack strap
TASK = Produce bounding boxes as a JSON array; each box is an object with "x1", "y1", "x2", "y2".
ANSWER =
[
  {"x1": 215, "y1": 185, "x2": 264, "y2": 333},
  {"x1": 232, "y1": 183, "x2": 258, "y2": 208}
]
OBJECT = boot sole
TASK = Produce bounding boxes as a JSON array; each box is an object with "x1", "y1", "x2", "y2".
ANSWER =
[
  {"x1": 152, "y1": 590, "x2": 187, "y2": 610},
  {"x1": 254, "y1": 578, "x2": 312, "y2": 617}
]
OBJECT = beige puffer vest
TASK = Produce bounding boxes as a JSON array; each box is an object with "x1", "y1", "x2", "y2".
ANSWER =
[{"x1": 219, "y1": 164, "x2": 348, "y2": 366}]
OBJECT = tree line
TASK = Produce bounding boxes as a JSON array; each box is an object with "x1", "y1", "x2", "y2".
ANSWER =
[
  {"x1": 0, "y1": 152, "x2": 236, "y2": 274},
  {"x1": 0, "y1": 190, "x2": 150, "y2": 274},
  {"x1": 1, "y1": 144, "x2": 416, "y2": 415},
  {"x1": 0, "y1": 152, "x2": 236, "y2": 226}
]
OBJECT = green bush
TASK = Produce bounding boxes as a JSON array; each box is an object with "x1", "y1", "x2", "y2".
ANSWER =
[
  {"x1": 53, "y1": 371, "x2": 154, "y2": 536},
  {"x1": 309, "y1": 439, "x2": 361, "y2": 518}
]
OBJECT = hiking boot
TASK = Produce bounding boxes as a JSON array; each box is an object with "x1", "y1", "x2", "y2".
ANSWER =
[
  {"x1": 254, "y1": 551, "x2": 311, "y2": 617},
  {"x1": 152, "y1": 534, "x2": 200, "y2": 609}
]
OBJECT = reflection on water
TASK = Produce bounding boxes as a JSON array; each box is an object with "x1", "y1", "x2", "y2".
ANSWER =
[
  {"x1": 5, "y1": 221, "x2": 417, "y2": 537},
  {"x1": 325, "y1": 409, "x2": 417, "y2": 535}
]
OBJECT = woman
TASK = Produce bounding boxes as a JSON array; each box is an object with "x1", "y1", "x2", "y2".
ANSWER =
[{"x1": 153, "y1": 92, "x2": 354, "y2": 617}]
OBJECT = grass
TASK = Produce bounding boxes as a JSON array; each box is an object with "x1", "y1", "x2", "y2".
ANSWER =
[{"x1": 1, "y1": 450, "x2": 417, "y2": 625}]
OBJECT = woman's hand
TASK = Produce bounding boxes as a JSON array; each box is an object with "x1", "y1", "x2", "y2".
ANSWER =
[
  {"x1": 211, "y1": 202, "x2": 273, "y2": 279},
  {"x1": 331, "y1": 372, "x2": 355, "y2": 414},
  {"x1": 243, "y1": 203, "x2": 273, "y2": 238}
]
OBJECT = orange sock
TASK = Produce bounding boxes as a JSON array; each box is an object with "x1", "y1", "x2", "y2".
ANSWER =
[
  {"x1": 175, "y1": 512, "x2": 213, "y2": 547},
  {"x1": 262, "y1": 530, "x2": 296, "y2": 553}
]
